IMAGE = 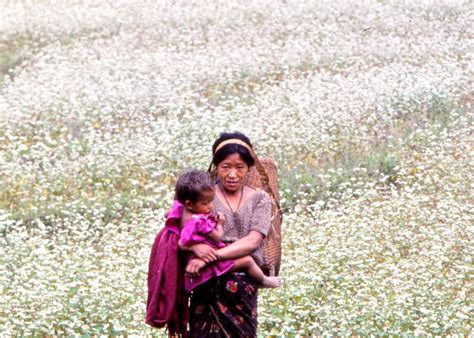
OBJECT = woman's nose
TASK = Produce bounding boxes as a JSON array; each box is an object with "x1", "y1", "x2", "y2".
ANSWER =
[{"x1": 228, "y1": 168, "x2": 237, "y2": 177}]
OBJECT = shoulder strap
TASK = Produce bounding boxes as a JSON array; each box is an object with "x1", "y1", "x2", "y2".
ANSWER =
[{"x1": 251, "y1": 156, "x2": 282, "y2": 214}]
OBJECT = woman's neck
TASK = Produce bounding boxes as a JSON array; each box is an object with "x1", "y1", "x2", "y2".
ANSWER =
[
  {"x1": 222, "y1": 189, "x2": 239, "y2": 197},
  {"x1": 218, "y1": 184, "x2": 245, "y2": 213},
  {"x1": 219, "y1": 184, "x2": 243, "y2": 197}
]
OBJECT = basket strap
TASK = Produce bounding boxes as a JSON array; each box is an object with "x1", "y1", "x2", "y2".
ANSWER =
[{"x1": 251, "y1": 156, "x2": 282, "y2": 219}]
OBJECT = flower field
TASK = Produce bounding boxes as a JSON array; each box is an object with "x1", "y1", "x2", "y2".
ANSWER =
[{"x1": 0, "y1": 0, "x2": 472, "y2": 335}]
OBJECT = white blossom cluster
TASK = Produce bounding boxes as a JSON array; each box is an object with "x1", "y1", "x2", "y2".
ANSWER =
[
  {"x1": 0, "y1": 0, "x2": 472, "y2": 335},
  {"x1": 260, "y1": 117, "x2": 473, "y2": 335}
]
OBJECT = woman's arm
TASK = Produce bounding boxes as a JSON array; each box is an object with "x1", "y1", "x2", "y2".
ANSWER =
[
  {"x1": 215, "y1": 230, "x2": 264, "y2": 261},
  {"x1": 185, "y1": 230, "x2": 264, "y2": 275},
  {"x1": 179, "y1": 242, "x2": 217, "y2": 263}
]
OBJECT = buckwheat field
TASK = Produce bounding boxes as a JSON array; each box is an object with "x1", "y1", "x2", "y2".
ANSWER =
[{"x1": 0, "y1": 0, "x2": 473, "y2": 335}]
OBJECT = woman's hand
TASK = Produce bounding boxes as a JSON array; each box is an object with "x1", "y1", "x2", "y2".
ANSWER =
[
  {"x1": 186, "y1": 258, "x2": 207, "y2": 277},
  {"x1": 190, "y1": 243, "x2": 217, "y2": 263}
]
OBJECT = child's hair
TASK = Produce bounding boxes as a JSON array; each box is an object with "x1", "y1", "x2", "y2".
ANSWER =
[{"x1": 175, "y1": 169, "x2": 214, "y2": 204}]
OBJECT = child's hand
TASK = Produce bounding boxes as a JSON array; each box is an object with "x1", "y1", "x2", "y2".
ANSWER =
[
  {"x1": 186, "y1": 258, "x2": 207, "y2": 277},
  {"x1": 217, "y1": 212, "x2": 226, "y2": 226}
]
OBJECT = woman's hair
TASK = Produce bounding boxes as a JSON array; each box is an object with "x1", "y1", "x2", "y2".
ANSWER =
[
  {"x1": 212, "y1": 131, "x2": 255, "y2": 167},
  {"x1": 175, "y1": 169, "x2": 214, "y2": 204}
]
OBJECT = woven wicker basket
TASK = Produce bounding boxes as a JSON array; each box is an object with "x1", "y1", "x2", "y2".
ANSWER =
[{"x1": 246, "y1": 158, "x2": 282, "y2": 277}]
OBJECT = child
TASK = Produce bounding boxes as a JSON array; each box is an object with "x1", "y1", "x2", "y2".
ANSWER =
[{"x1": 169, "y1": 169, "x2": 280, "y2": 293}]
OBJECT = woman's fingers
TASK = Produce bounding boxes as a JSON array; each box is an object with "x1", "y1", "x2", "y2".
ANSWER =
[
  {"x1": 191, "y1": 243, "x2": 217, "y2": 261},
  {"x1": 203, "y1": 252, "x2": 217, "y2": 263}
]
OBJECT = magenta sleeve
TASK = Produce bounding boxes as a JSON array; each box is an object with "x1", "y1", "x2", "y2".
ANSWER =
[{"x1": 180, "y1": 216, "x2": 215, "y2": 247}]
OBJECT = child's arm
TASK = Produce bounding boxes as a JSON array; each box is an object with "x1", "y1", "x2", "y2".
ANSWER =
[
  {"x1": 178, "y1": 211, "x2": 192, "y2": 249},
  {"x1": 206, "y1": 224, "x2": 223, "y2": 243},
  {"x1": 206, "y1": 212, "x2": 225, "y2": 243}
]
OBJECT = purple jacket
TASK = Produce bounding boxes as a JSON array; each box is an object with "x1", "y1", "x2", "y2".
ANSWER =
[{"x1": 146, "y1": 207, "x2": 188, "y2": 337}]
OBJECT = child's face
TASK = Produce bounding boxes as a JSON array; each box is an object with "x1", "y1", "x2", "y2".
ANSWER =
[{"x1": 187, "y1": 189, "x2": 215, "y2": 214}]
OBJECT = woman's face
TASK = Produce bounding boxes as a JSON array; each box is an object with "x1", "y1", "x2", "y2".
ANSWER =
[{"x1": 216, "y1": 153, "x2": 249, "y2": 193}]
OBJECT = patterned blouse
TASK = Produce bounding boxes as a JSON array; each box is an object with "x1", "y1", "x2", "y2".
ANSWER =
[{"x1": 213, "y1": 188, "x2": 272, "y2": 266}]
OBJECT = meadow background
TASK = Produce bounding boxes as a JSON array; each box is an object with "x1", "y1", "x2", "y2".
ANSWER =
[{"x1": 0, "y1": 0, "x2": 473, "y2": 335}]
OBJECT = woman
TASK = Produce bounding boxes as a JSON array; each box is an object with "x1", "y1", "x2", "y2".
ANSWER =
[{"x1": 185, "y1": 131, "x2": 272, "y2": 337}]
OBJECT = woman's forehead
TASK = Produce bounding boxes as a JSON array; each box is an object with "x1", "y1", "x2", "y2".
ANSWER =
[{"x1": 220, "y1": 153, "x2": 246, "y2": 164}]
